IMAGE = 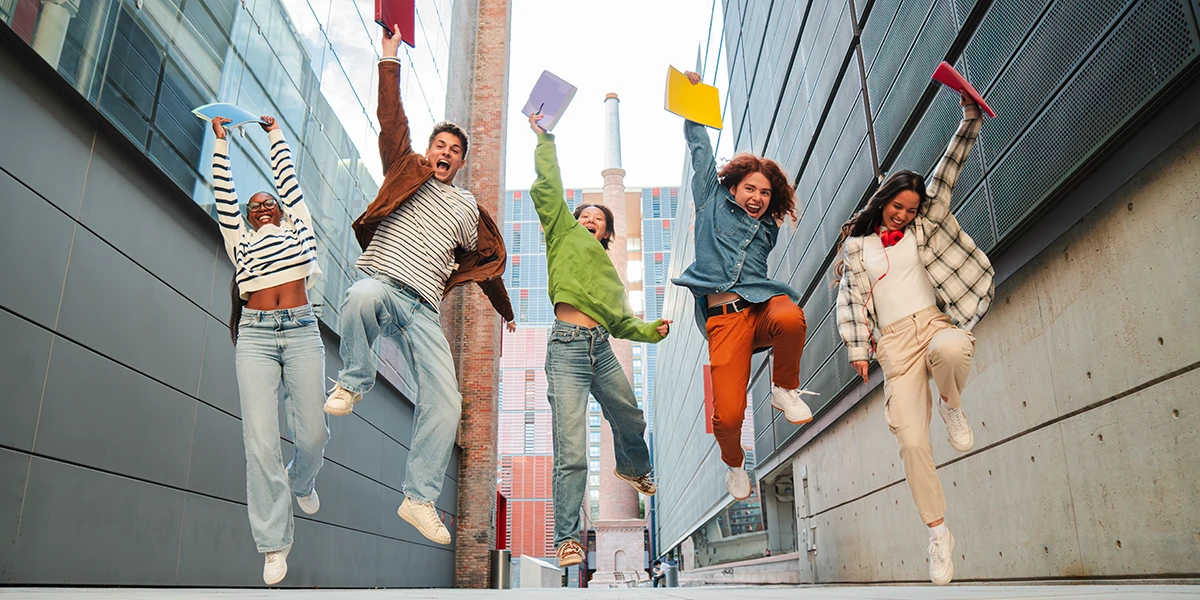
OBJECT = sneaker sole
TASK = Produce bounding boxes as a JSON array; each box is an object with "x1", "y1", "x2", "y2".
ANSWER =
[
  {"x1": 771, "y1": 403, "x2": 813, "y2": 425},
  {"x1": 323, "y1": 403, "x2": 353, "y2": 416},
  {"x1": 398, "y1": 504, "x2": 452, "y2": 545},
  {"x1": 264, "y1": 565, "x2": 287, "y2": 586},
  {"x1": 614, "y1": 469, "x2": 657, "y2": 496},
  {"x1": 947, "y1": 431, "x2": 974, "y2": 453},
  {"x1": 931, "y1": 534, "x2": 955, "y2": 586},
  {"x1": 730, "y1": 488, "x2": 752, "y2": 501}
]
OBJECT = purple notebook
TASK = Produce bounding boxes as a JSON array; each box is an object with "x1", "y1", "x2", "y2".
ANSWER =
[{"x1": 521, "y1": 70, "x2": 577, "y2": 132}]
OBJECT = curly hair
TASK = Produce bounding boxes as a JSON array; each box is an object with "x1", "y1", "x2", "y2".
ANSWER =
[
  {"x1": 718, "y1": 153, "x2": 797, "y2": 224},
  {"x1": 572, "y1": 203, "x2": 616, "y2": 250}
]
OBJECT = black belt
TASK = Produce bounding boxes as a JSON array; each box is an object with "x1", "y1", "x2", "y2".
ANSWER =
[{"x1": 707, "y1": 298, "x2": 752, "y2": 318}]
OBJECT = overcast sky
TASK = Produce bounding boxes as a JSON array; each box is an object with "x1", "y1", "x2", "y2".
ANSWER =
[{"x1": 503, "y1": 0, "x2": 715, "y2": 191}]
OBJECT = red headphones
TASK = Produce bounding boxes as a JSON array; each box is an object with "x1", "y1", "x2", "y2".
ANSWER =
[{"x1": 877, "y1": 226, "x2": 905, "y2": 248}]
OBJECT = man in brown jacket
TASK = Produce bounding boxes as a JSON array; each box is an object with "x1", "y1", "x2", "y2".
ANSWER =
[{"x1": 323, "y1": 27, "x2": 514, "y2": 546}]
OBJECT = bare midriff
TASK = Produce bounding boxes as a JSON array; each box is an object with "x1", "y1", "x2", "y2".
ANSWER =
[
  {"x1": 246, "y1": 279, "x2": 309, "y2": 310},
  {"x1": 706, "y1": 291, "x2": 743, "y2": 308},
  {"x1": 555, "y1": 302, "x2": 600, "y2": 328}
]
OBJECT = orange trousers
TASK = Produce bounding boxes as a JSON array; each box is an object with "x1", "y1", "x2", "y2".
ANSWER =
[{"x1": 705, "y1": 295, "x2": 806, "y2": 467}]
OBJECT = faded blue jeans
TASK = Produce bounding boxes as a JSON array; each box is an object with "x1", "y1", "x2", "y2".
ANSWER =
[
  {"x1": 235, "y1": 304, "x2": 329, "y2": 553},
  {"x1": 335, "y1": 275, "x2": 460, "y2": 504},
  {"x1": 545, "y1": 320, "x2": 652, "y2": 546}
]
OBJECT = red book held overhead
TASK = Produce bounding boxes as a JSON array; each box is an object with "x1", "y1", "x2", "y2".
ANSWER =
[
  {"x1": 932, "y1": 62, "x2": 995, "y2": 118},
  {"x1": 375, "y1": 0, "x2": 416, "y2": 48}
]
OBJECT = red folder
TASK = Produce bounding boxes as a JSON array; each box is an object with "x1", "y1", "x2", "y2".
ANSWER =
[
  {"x1": 932, "y1": 62, "x2": 995, "y2": 118},
  {"x1": 375, "y1": 0, "x2": 416, "y2": 48}
]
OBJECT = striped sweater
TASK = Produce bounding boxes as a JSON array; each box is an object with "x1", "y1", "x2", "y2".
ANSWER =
[{"x1": 212, "y1": 129, "x2": 321, "y2": 299}]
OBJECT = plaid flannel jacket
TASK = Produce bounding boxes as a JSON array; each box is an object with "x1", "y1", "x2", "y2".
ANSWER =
[{"x1": 837, "y1": 104, "x2": 993, "y2": 363}]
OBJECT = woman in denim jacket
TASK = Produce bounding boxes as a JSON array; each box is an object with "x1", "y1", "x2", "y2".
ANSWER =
[{"x1": 670, "y1": 71, "x2": 815, "y2": 503}]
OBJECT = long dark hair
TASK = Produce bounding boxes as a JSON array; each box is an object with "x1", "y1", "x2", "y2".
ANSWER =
[
  {"x1": 831, "y1": 170, "x2": 928, "y2": 283},
  {"x1": 573, "y1": 203, "x2": 616, "y2": 250},
  {"x1": 229, "y1": 276, "x2": 246, "y2": 344},
  {"x1": 718, "y1": 153, "x2": 798, "y2": 224}
]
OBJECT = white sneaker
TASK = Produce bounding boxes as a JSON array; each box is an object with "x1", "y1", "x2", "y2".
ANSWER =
[
  {"x1": 770, "y1": 385, "x2": 817, "y2": 424},
  {"x1": 398, "y1": 496, "x2": 451, "y2": 545},
  {"x1": 324, "y1": 382, "x2": 362, "y2": 416},
  {"x1": 263, "y1": 544, "x2": 291, "y2": 585},
  {"x1": 296, "y1": 489, "x2": 319, "y2": 515},
  {"x1": 928, "y1": 530, "x2": 955, "y2": 585},
  {"x1": 726, "y1": 465, "x2": 752, "y2": 500},
  {"x1": 938, "y1": 400, "x2": 974, "y2": 452}
]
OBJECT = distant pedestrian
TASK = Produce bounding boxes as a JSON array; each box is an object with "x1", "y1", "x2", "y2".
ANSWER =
[
  {"x1": 526, "y1": 112, "x2": 670, "y2": 569},
  {"x1": 671, "y1": 70, "x2": 815, "y2": 503},
  {"x1": 211, "y1": 114, "x2": 328, "y2": 585},
  {"x1": 652, "y1": 560, "x2": 665, "y2": 587},
  {"x1": 833, "y1": 92, "x2": 991, "y2": 586}
]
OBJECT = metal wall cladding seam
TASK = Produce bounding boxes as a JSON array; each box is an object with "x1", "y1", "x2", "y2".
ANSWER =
[
  {"x1": 977, "y1": 0, "x2": 1134, "y2": 169},
  {"x1": 961, "y1": 0, "x2": 1046, "y2": 91},
  {"x1": 751, "y1": 0, "x2": 808, "y2": 155},
  {"x1": 956, "y1": 184, "x2": 998, "y2": 252},
  {"x1": 989, "y1": 0, "x2": 1200, "y2": 236},
  {"x1": 870, "y1": 0, "x2": 959, "y2": 162}
]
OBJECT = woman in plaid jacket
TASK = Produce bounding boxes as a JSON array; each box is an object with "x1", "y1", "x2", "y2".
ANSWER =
[{"x1": 833, "y1": 94, "x2": 993, "y2": 586}]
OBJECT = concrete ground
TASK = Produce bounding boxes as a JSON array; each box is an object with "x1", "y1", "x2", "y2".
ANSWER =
[{"x1": 2, "y1": 584, "x2": 1198, "y2": 599}]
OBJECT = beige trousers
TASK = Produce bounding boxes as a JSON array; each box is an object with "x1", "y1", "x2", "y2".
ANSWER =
[{"x1": 876, "y1": 306, "x2": 975, "y2": 525}]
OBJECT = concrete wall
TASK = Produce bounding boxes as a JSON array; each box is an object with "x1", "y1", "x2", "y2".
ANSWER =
[
  {"x1": 0, "y1": 28, "x2": 458, "y2": 588},
  {"x1": 518, "y1": 555, "x2": 563, "y2": 588},
  {"x1": 792, "y1": 120, "x2": 1200, "y2": 582}
]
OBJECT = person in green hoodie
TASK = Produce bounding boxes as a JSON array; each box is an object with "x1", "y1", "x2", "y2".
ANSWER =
[{"x1": 528, "y1": 112, "x2": 671, "y2": 568}]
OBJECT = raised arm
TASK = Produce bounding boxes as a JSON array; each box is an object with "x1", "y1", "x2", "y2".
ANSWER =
[
  {"x1": 682, "y1": 71, "x2": 720, "y2": 211},
  {"x1": 921, "y1": 97, "x2": 983, "y2": 226},
  {"x1": 528, "y1": 113, "x2": 577, "y2": 241},
  {"x1": 377, "y1": 27, "x2": 414, "y2": 174},
  {"x1": 261, "y1": 117, "x2": 313, "y2": 232},
  {"x1": 210, "y1": 117, "x2": 243, "y2": 263},
  {"x1": 609, "y1": 313, "x2": 666, "y2": 344}
]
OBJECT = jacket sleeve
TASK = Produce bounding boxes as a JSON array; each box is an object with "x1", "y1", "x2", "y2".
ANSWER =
[
  {"x1": 609, "y1": 314, "x2": 666, "y2": 344},
  {"x1": 836, "y1": 252, "x2": 873, "y2": 364},
  {"x1": 921, "y1": 103, "x2": 982, "y2": 229},
  {"x1": 478, "y1": 276, "x2": 515, "y2": 322},
  {"x1": 685, "y1": 120, "x2": 720, "y2": 212},
  {"x1": 377, "y1": 59, "x2": 415, "y2": 175},
  {"x1": 211, "y1": 138, "x2": 243, "y2": 264},
  {"x1": 530, "y1": 133, "x2": 577, "y2": 241}
]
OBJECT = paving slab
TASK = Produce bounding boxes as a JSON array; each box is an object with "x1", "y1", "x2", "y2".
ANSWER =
[{"x1": 2, "y1": 584, "x2": 1198, "y2": 599}]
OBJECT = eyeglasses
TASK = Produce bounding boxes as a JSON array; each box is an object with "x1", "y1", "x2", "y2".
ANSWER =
[{"x1": 247, "y1": 198, "x2": 278, "y2": 212}]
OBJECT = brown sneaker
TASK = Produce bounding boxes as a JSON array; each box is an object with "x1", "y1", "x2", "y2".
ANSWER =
[
  {"x1": 614, "y1": 469, "x2": 657, "y2": 496},
  {"x1": 556, "y1": 540, "x2": 586, "y2": 567}
]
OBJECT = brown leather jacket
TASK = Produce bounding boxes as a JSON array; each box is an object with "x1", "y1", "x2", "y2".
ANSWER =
[{"x1": 352, "y1": 60, "x2": 513, "y2": 322}]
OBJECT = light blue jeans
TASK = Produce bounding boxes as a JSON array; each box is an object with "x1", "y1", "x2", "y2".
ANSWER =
[
  {"x1": 235, "y1": 304, "x2": 329, "y2": 553},
  {"x1": 545, "y1": 320, "x2": 651, "y2": 546},
  {"x1": 335, "y1": 275, "x2": 461, "y2": 504}
]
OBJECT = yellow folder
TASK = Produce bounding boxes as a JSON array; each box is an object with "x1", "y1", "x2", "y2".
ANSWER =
[{"x1": 664, "y1": 66, "x2": 723, "y2": 130}]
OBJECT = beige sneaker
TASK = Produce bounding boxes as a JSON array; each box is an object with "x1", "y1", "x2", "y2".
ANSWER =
[
  {"x1": 398, "y1": 496, "x2": 451, "y2": 545},
  {"x1": 556, "y1": 539, "x2": 586, "y2": 567},
  {"x1": 938, "y1": 400, "x2": 974, "y2": 452},
  {"x1": 263, "y1": 544, "x2": 290, "y2": 585},
  {"x1": 324, "y1": 382, "x2": 362, "y2": 416},
  {"x1": 928, "y1": 530, "x2": 956, "y2": 585},
  {"x1": 770, "y1": 385, "x2": 817, "y2": 424},
  {"x1": 296, "y1": 488, "x2": 319, "y2": 515},
  {"x1": 614, "y1": 469, "x2": 657, "y2": 496},
  {"x1": 726, "y1": 465, "x2": 752, "y2": 500}
]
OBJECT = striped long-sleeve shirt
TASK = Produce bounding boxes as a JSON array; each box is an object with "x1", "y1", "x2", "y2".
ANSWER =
[{"x1": 212, "y1": 129, "x2": 321, "y2": 299}]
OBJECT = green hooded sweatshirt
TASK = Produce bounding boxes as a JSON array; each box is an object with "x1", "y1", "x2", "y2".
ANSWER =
[{"x1": 531, "y1": 133, "x2": 664, "y2": 343}]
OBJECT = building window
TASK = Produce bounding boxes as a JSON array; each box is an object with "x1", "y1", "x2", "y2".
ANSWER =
[
  {"x1": 632, "y1": 345, "x2": 642, "y2": 356},
  {"x1": 589, "y1": 431, "x2": 601, "y2": 443},
  {"x1": 589, "y1": 400, "x2": 600, "y2": 413},
  {"x1": 633, "y1": 373, "x2": 642, "y2": 385},
  {"x1": 513, "y1": 224, "x2": 521, "y2": 252},
  {"x1": 627, "y1": 238, "x2": 641, "y2": 252},
  {"x1": 589, "y1": 445, "x2": 600, "y2": 457},
  {"x1": 633, "y1": 359, "x2": 642, "y2": 370},
  {"x1": 590, "y1": 489, "x2": 600, "y2": 501},
  {"x1": 589, "y1": 460, "x2": 600, "y2": 472},
  {"x1": 590, "y1": 475, "x2": 600, "y2": 486},
  {"x1": 634, "y1": 386, "x2": 642, "y2": 397},
  {"x1": 589, "y1": 415, "x2": 600, "y2": 427}
]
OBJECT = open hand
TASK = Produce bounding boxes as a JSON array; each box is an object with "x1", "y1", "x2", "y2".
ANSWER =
[
  {"x1": 211, "y1": 116, "x2": 231, "y2": 139},
  {"x1": 529, "y1": 112, "x2": 547, "y2": 135},
  {"x1": 506, "y1": 320, "x2": 517, "y2": 333},
  {"x1": 851, "y1": 360, "x2": 869, "y2": 383},
  {"x1": 259, "y1": 115, "x2": 279, "y2": 132},
  {"x1": 656, "y1": 319, "x2": 672, "y2": 337},
  {"x1": 381, "y1": 24, "x2": 402, "y2": 58},
  {"x1": 684, "y1": 70, "x2": 702, "y2": 85}
]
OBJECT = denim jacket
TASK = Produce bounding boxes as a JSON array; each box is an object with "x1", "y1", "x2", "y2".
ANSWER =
[{"x1": 672, "y1": 121, "x2": 802, "y2": 337}]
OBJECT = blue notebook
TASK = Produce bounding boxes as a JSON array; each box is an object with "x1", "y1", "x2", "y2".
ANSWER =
[
  {"x1": 521, "y1": 71, "x2": 577, "y2": 132},
  {"x1": 192, "y1": 103, "x2": 264, "y2": 130}
]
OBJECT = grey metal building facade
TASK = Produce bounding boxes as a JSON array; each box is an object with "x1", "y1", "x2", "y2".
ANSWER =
[
  {"x1": 653, "y1": 0, "x2": 1200, "y2": 581},
  {"x1": 0, "y1": 0, "x2": 472, "y2": 587}
]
